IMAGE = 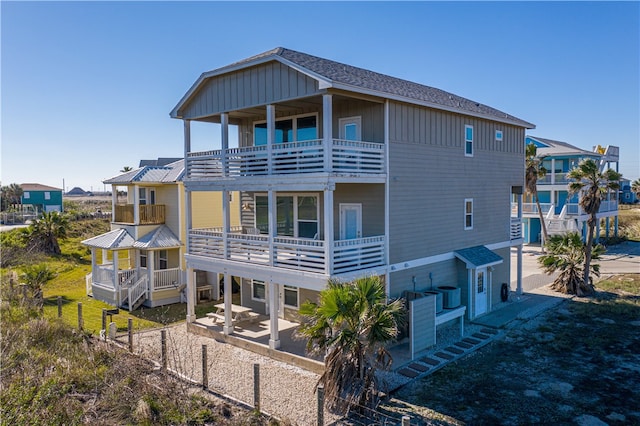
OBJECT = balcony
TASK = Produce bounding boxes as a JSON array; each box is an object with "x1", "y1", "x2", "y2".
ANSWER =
[
  {"x1": 114, "y1": 204, "x2": 165, "y2": 225},
  {"x1": 565, "y1": 200, "x2": 618, "y2": 216},
  {"x1": 537, "y1": 173, "x2": 570, "y2": 185},
  {"x1": 188, "y1": 228, "x2": 385, "y2": 275},
  {"x1": 511, "y1": 202, "x2": 553, "y2": 216},
  {"x1": 186, "y1": 139, "x2": 385, "y2": 180}
]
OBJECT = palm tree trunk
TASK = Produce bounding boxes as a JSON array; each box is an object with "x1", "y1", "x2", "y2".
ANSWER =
[
  {"x1": 535, "y1": 198, "x2": 549, "y2": 250},
  {"x1": 584, "y1": 213, "x2": 596, "y2": 290}
]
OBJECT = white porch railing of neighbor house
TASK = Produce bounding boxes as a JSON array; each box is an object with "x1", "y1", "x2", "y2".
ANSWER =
[
  {"x1": 188, "y1": 230, "x2": 385, "y2": 275},
  {"x1": 565, "y1": 200, "x2": 618, "y2": 216},
  {"x1": 186, "y1": 139, "x2": 385, "y2": 179},
  {"x1": 153, "y1": 268, "x2": 182, "y2": 290},
  {"x1": 510, "y1": 218, "x2": 523, "y2": 241},
  {"x1": 511, "y1": 202, "x2": 553, "y2": 216},
  {"x1": 127, "y1": 276, "x2": 148, "y2": 310}
]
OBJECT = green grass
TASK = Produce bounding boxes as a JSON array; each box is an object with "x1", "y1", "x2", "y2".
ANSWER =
[{"x1": 596, "y1": 273, "x2": 640, "y2": 294}]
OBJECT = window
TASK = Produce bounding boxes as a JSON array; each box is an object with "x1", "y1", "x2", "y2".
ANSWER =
[
  {"x1": 139, "y1": 188, "x2": 147, "y2": 205},
  {"x1": 252, "y1": 280, "x2": 266, "y2": 302},
  {"x1": 464, "y1": 199, "x2": 473, "y2": 230},
  {"x1": 495, "y1": 130, "x2": 503, "y2": 142},
  {"x1": 254, "y1": 194, "x2": 318, "y2": 238},
  {"x1": 44, "y1": 192, "x2": 51, "y2": 200},
  {"x1": 157, "y1": 250, "x2": 168, "y2": 270},
  {"x1": 24, "y1": 192, "x2": 30, "y2": 199},
  {"x1": 254, "y1": 114, "x2": 317, "y2": 146},
  {"x1": 283, "y1": 285, "x2": 298, "y2": 308},
  {"x1": 140, "y1": 251, "x2": 147, "y2": 268},
  {"x1": 465, "y1": 125, "x2": 474, "y2": 156}
]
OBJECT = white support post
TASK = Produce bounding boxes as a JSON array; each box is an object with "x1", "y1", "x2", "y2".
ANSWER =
[
  {"x1": 113, "y1": 252, "x2": 120, "y2": 305},
  {"x1": 184, "y1": 119, "x2": 191, "y2": 155},
  {"x1": 223, "y1": 190, "x2": 230, "y2": 260},
  {"x1": 111, "y1": 186, "x2": 117, "y2": 222},
  {"x1": 148, "y1": 251, "x2": 155, "y2": 293},
  {"x1": 324, "y1": 188, "x2": 334, "y2": 275},
  {"x1": 185, "y1": 189, "x2": 192, "y2": 259},
  {"x1": 322, "y1": 94, "x2": 333, "y2": 172},
  {"x1": 221, "y1": 113, "x2": 229, "y2": 176},
  {"x1": 91, "y1": 249, "x2": 97, "y2": 283},
  {"x1": 133, "y1": 185, "x2": 140, "y2": 225},
  {"x1": 268, "y1": 190, "x2": 276, "y2": 267},
  {"x1": 267, "y1": 105, "x2": 275, "y2": 174},
  {"x1": 516, "y1": 192, "x2": 523, "y2": 296},
  {"x1": 551, "y1": 158, "x2": 555, "y2": 184},
  {"x1": 186, "y1": 268, "x2": 195, "y2": 323},
  {"x1": 223, "y1": 273, "x2": 233, "y2": 335},
  {"x1": 269, "y1": 281, "x2": 280, "y2": 349}
]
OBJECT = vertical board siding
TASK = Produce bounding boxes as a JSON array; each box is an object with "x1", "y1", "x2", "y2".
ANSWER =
[
  {"x1": 410, "y1": 296, "x2": 436, "y2": 357},
  {"x1": 387, "y1": 101, "x2": 525, "y2": 263},
  {"x1": 333, "y1": 184, "x2": 385, "y2": 238},
  {"x1": 332, "y1": 99, "x2": 384, "y2": 142},
  {"x1": 181, "y1": 62, "x2": 321, "y2": 119}
]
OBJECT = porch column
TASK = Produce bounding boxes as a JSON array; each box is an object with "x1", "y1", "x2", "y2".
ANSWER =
[
  {"x1": 221, "y1": 113, "x2": 229, "y2": 176},
  {"x1": 101, "y1": 248, "x2": 108, "y2": 265},
  {"x1": 269, "y1": 280, "x2": 280, "y2": 349},
  {"x1": 614, "y1": 216, "x2": 619, "y2": 238},
  {"x1": 185, "y1": 189, "x2": 192, "y2": 261},
  {"x1": 133, "y1": 184, "x2": 140, "y2": 225},
  {"x1": 268, "y1": 190, "x2": 276, "y2": 266},
  {"x1": 184, "y1": 119, "x2": 191, "y2": 155},
  {"x1": 267, "y1": 104, "x2": 275, "y2": 174},
  {"x1": 550, "y1": 159, "x2": 555, "y2": 184},
  {"x1": 606, "y1": 217, "x2": 610, "y2": 240},
  {"x1": 223, "y1": 273, "x2": 233, "y2": 335},
  {"x1": 223, "y1": 190, "x2": 230, "y2": 260},
  {"x1": 596, "y1": 219, "x2": 601, "y2": 243},
  {"x1": 322, "y1": 94, "x2": 333, "y2": 172},
  {"x1": 148, "y1": 251, "x2": 155, "y2": 293},
  {"x1": 113, "y1": 251, "x2": 120, "y2": 305},
  {"x1": 467, "y1": 269, "x2": 473, "y2": 320},
  {"x1": 111, "y1": 187, "x2": 117, "y2": 222},
  {"x1": 324, "y1": 187, "x2": 334, "y2": 275},
  {"x1": 186, "y1": 268, "x2": 195, "y2": 323},
  {"x1": 516, "y1": 191, "x2": 523, "y2": 296},
  {"x1": 91, "y1": 249, "x2": 97, "y2": 283}
]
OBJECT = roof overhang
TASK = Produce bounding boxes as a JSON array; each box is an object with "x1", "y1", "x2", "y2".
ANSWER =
[
  {"x1": 81, "y1": 228, "x2": 135, "y2": 250},
  {"x1": 454, "y1": 245, "x2": 504, "y2": 269}
]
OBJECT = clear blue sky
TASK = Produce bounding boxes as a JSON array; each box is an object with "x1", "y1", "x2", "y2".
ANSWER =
[{"x1": 2, "y1": 1, "x2": 639, "y2": 192}]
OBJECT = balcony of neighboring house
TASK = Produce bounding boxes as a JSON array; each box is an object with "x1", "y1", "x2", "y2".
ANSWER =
[
  {"x1": 188, "y1": 225, "x2": 385, "y2": 276},
  {"x1": 511, "y1": 202, "x2": 554, "y2": 218},
  {"x1": 113, "y1": 203, "x2": 165, "y2": 225},
  {"x1": 565, "y1": 199, "x2": 619, "y2": 216}
]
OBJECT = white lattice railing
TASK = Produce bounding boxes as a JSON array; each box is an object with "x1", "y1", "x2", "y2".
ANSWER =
[
  {"x1": 186, "y1": 139, "x2": 385, "y2": 179},
  {"x1": 188, "y1": 230, "x2": 385, "y2": 275}
]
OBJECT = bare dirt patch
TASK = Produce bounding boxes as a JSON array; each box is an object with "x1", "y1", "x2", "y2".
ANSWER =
[{"x1": 384, "y1": 284, "x2": 640, "y2": 425}]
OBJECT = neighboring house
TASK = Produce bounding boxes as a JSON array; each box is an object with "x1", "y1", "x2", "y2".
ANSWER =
[
  {"x1": 21, "y1": 183, "x2": 63, "y2": 213},
  {"x1": 519, "y1": 136, "x2": 620, "y2": 243},
  {"x1": 170, "y1": 47, "x2": 533, "y2": 357},
  {"x1": 66, "y1": 187, "x2": 89, "y2": 196},
  {"x1": 619, "y1": 178, "x2": 638, "y2": 204},
  {"x1": 81, "y1": 159, "x2": 240, "y2": 310}
]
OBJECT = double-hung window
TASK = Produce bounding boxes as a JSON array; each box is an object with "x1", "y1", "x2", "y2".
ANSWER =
[
  {"x1": 465, "y1": 125, "x2": 474, "y2": 157},
  {"x1": 252, "y1": 280, "x2": 266, "y2": 302},
  {"x1": 254, "y1": 113, "x2": 318, "y2": 146},
  {"x1": 254, "y1": 194, "x2": 318, "y2": 238},
  {"x1": 464, "y1": 199, "x2": 473, "y2": 230},
  {"x1": 283, "y1": 285, "x2": 299, "y2": 308}
]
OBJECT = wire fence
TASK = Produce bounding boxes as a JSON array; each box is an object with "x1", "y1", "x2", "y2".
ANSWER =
[{"x1": 42, "y1": 297, "x2": 418, "y2": 425}]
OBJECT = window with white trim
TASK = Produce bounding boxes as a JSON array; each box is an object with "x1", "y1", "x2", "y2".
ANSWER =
[
  {"x1": 254, "y1": 194, "x2": 318, "y2": 238},
  {"x1": 283, "y1": 285, "x2": 299, "y2": 308},
  {"x1": 44, "y1": 192, "x2": 51, "y2": 200},
  {"x1": 464, "y1": 199, "x2": 473, "y2": 230},
  {"x1": 495, "y1": 130, "x2": 503, "y2": 142},
  {"x1": 24, "y1": 192, "x2": 30, "y2": 199},
  {"x1": 157, "y1": 250, "x2": 168, "y2": 270},
  {"x1": 465, "y1": 125, "x2": 474, "y2": 156},
  {"x1": 140, "y1": 251, "x2": 147, "y2": 268},
  {"x1": 252, "y1": 280, "x2": 266, "y2": 302}
]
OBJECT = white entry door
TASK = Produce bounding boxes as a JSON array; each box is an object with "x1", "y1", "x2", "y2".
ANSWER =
[
  {"x1": 475, "y1": 268, "x2": 488, "y2": 316},
  {"x1": 340, "y1": 203, "x2": 362, "y2": 240}
]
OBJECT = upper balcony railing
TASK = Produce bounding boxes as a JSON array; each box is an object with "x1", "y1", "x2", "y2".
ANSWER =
[
  {"x1": 188, "y1": 228, "x2": 385, "y2": 275},
  {"x1": 114, "y1": 204, "x2": 165, "y2": 225},
  {"x1": 511, "y1": 202, "x2": 554, "y2": 216},
  {"x1": 565, "y1": 200, "x2": 618, "y2": 216},
  {"x1": 537, "y1": 173, "x2": 570, "y2": 185},
  {"x1": 186, "y1": 139, "x2": 385, "y2": 179}
]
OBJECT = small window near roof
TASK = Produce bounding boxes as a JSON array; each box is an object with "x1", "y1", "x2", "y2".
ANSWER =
[
  {"x1": 496, "y1": 130, "x2": 503, "y2": 141},
  {"x1": 465, "y1": 125, "x2": 473, "y2": 156}
]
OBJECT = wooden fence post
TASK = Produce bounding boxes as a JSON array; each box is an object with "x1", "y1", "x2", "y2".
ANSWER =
[
  {"x1": 101, "y1": 309, "x2": 107, "y2": 332},
  {"x1": 202, "y1": 345, "x2": 208, "y2": 390},
  {"x1": 317, "y1": 384, "x2": 325, "y2": 426},
  {"x1": 77, "y1": 302, "x2": 83, "y2": 330},
  {"x1": 127, "y1": 318, "x2": 133, "y2": 352},
  {"x1": 161, "y1": 330, "x2": 167, "y2": 370},
  {"x1": 253, "y1": 363, "x2": 260, "y2": 412},
  {"x1": 57, "y1": 296, "x2": 62, "y2": 317}
]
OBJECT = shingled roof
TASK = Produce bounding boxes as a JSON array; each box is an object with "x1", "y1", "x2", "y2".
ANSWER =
[{"x1": 172, "y1": 47, "x2": 534, "y2": 128}]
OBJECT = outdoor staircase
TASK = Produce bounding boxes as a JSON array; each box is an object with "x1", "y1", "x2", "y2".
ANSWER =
[{"x1": 119, "y1": 275, "x2": 148, "y2": 311}]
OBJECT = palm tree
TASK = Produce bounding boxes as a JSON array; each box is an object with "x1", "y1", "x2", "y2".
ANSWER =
[
  {"x1": 567, "y1": 158, "x2": 621, "y2": 289},
  {"x1": 26, "y1": 211, "x2": 70, "y2": 255},
  {"x1": 538, "y1": 232, "x2": 604, "y2": 295},
  {"x1": 120, "y1": 166, "x2": 133, "y2": 173},
  {"x1": 632, "y1": 178, "x2": 640, "y2": 200},
  {"x1": 21, "y1": 263, "x2": 57, "y2": 309},
  {"x1": 1, "y1": 183, "x2": 24, "y2": 211},
  {"x1": 297, "y1": 276, "x2": 405, "y2": 415},
  {"x1": 525, "y1": 143, "x2": 549, "y2": 246}
]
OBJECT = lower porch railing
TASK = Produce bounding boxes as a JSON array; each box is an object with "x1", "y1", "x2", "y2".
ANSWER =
[{"x1": 188, "y1": 230, "x2": 385, "y2": 275}]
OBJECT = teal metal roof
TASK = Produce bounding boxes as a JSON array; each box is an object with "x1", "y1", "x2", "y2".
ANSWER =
[{"x1": 454, "y1": 246, "x2": 503, "y2": 269}]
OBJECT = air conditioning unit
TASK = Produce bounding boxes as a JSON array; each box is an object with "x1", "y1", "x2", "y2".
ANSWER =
[{"x1": 436, "y1": 286, "x2": 461, "y2": 309}]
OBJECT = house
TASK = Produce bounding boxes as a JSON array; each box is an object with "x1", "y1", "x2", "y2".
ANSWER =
[
  {"x1": 519, "y1": 136, "x2": 620, "y2": 243},
  {"x1": 170, "y1": 47, "x2": 533, "y2": 357},
  {"x1": 81, "y1": 159, "x2": 240, "y2": 309},
  {"x1": 619, "y1": 178, "x2": 638, "y2": 204},
  {"x1": 20, "y1": 183, "x2": 63, "y2": 213},
  {"x1": 66, "y1": 187, "x2": 89, "y2": 196}
]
